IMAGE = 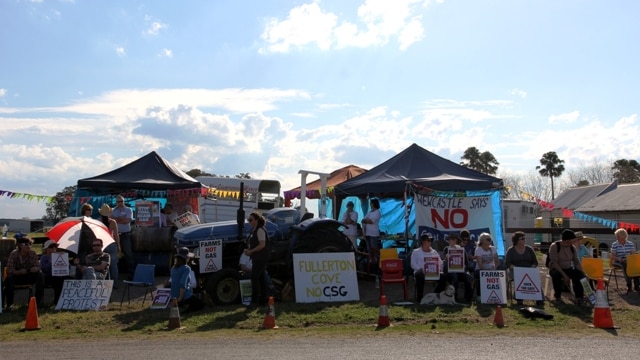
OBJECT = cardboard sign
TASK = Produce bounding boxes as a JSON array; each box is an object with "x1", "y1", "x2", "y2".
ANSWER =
[
  {"x1": 513, "y1": 267, "x2": 543, "y2": 301},
  {"x1": 447, "y1": 248, "x2": 465, "y2": 273},
  {"x1": 240, "y1": 279, "x2": 252, "y2": 306},
  {"x1": 479, "y1": 270, "x2": 507, "y2": 304},
  {"x1": 56, "y1": 279, "x2": 114, "y2": 310},
  {"x1": 150, "y1": 288, "x2": 171, "y2": 309},
  {"x1": 293, "y1": 252, "x2": 360, "y2": 303},
  {"x1": 135, "y1": 201, "x2": 155, "y2": 227},
  {"x1": 581, "y1": 277, "x2": 596, "y2": 305},
  {"x1": 199, "y1": 239, "x2": 222, "y2": 274},
  {"x1": 422, "y1": 255, "x2": 441, "y2": 280},
  {"x1": 175, "y1": 212, "x2": 199, "y2": 229},
  {"x1": 52, "y1": 252, "x2": 70, "y2": 277}
]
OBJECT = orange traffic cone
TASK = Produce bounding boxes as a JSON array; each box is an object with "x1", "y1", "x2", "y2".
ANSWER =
[
  {"x1": 262, "y1": 296, "x2": 279, "y2": 330},
  {"x1": 21, "y1": 297, "x2": 41, "y2": 331},
  {"x1": 376, "y1": 295, "x2": 391, "y2": 328},
  {"x1": 493, "y1": 305, "x2": 505, "y2": 328},
  {"x1": 167, "y1": 300, "x2": 184, "y2": 330},
  {"x1": 592, "y1": 278, "x2": 617, "y2": 329}
]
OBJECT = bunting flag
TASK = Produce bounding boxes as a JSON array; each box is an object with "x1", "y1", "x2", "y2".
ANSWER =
[
  {"x1": 519, "y1": 190, "x2": 640, "y2": 232},
  {"x1": 283, "y1": 186, "x2": 335, "y2": 201},
  {"x1": 0, "y1": 189, "x2": 55, "y2": 203}
]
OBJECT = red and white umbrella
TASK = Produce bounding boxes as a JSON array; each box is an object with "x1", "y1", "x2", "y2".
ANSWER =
[{"x1": 46, "y1": 216, "x2": 115, "y2": 255}]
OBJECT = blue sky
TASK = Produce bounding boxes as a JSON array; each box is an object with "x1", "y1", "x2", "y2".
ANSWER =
[{"x1": 1, "y1": 0, "x2": 639, "y2": 219}]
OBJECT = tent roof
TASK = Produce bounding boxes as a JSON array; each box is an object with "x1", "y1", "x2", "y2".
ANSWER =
[
  {"x1": 335, "y1": 143, "x2": 502, "y2": 195},
  {"x1": 284, "y1": 165, "x2": 368, "y2": 200},
  {"x1": 77, "y1": 151, "x2": 202, "y2": 192}
]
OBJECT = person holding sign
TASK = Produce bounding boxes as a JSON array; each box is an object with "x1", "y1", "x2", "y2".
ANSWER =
[
  {"x1": 75, "y1": 239, "x2": 110, "y2": 280},
  {"x1": 473, "y1": 233, "x2": 498, "y2": 296},
  {"x1": 443, "y1": 233, "x2": 473, "y2": 302},
  {"x1": 505, "y1": 231, "x2": 541, "y2": 306},
  {"x1": 411, "y1": 233, "x2": 446, "y2": 303},
  {"x1": 166, "y1": 247, "x2": 203, "y2": 313},
  {"x1": 243, "y1": 212, "x2": 270, "y2": 307},
  {"x1": 40, "y1": 240, "x2": 67, "y2": 305}
]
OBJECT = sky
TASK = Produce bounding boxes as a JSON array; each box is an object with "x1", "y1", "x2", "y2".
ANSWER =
[{"x1": 1, "y1": 0, "x2": 639, "y2": 220}]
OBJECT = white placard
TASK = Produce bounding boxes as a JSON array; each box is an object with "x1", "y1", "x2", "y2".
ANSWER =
[
  {"x1": 52, "y1": 252, "x2": 70, "y2": 277},
  {"x1": 293, "y1": 252, "x2": 360, "y2": 303},
  {"x1": 150, "y1": 288, "x2": 171, "y2": 309},
  {"x1": 199, "y1": 239, "x2": 222, "y2": 274},
  {"x1": 56, "y1": 279, "x2": 114, "y2": 310},
  {"x1": 513, "y1": 267, "x2": 543, "y2": 301},
  {"x1": 175, "y1": 212, "x2": 200, "y2": 228},
  {"x1": 240, "y1": 279, "x2": 252, "y2": 305},
  {"x1": 479, "y1": 270, "x2": 507, "y2": 304}
]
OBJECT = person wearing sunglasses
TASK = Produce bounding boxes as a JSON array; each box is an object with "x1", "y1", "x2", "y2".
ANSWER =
[
  {"x1": 74, "y1": 238, "x2": 110, "y2": 280},
  {"x1": 4, "y1": 232, "x2": 45, "y2": 311}
]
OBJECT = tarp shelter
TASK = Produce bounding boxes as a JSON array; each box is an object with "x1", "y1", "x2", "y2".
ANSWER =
[
  {"x1": 334, "y1": 143, "x2": 505, "y2": 254},
  {"x1": 77, "y1": 151, "x2": 202, "y2": 192}
]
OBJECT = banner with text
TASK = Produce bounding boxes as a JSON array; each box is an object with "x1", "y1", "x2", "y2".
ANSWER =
[
  {"x1": 293, "y1": 252, "x2": 360, "y2": 303},
  {"x1": 414, "y1": 191, "x2": 505, "y2": 255},
  {"x1": 199, "y1": 239, "x2": 222, "y2": 273},
  {"x1": 56, "y1": 279, "x2": 114, "y2": 310}
]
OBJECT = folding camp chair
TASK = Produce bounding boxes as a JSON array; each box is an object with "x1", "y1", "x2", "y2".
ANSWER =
[{"x1": 120, "y1": 264, "x2": 156, "y2": 308}]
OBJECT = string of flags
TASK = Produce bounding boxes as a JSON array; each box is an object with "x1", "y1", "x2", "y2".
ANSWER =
[
  {"x1": 520, "y1": 191, "x2": 640, "y2": 232},
  {"x1": 0, "y1": 189, "x2": 55, "y2": 203}
]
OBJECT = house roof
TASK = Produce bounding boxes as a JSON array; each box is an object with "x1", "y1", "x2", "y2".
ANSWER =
[
  {"x1": 551, "y1": 183, "x2": 613, "y2": 210},
  {"x1": 576, "y1": 183, "x2": 640, "y2": 212},
  {"x1": 285, "y1": 165, "x2": 368, "y2": 199}
]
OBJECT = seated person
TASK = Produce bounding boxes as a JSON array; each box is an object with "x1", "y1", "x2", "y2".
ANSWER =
[
  {"x1": 74, "y1": 239, "x2": 110, "y2": 280},
  {"x1": 410, "y1": 233, "x2": 446, "y2": 303},
  {"x1": 4, "y1": 233, "x2": 45, "y2": 311},
  {"x1": 572, "y1": 231, "x2": 592, "y2": 259},
  {"x1": 460, "y1": 229, "x2": 477, "y2": 272},
  {"x1": 443, "y1": 233, "x2": 473, "y2": 302},
  {"x1": 611, "y1": 228, "x2": 639, "y2": 292},
  {"x1": 504, "y1": 231, "x2": 541, "y2": 305},
  {"x1": 164, "y1": 247, "x2": 203, "y2": 313},
  {"x1": 473, "y1": 232, "x2": 499, "y2": 296},
  {"x1": 40, "y1": 240, "x2": 70, "y2": 304},
  {"x1": 548, "y1": 229, "x2": 586, "y2": 304}
]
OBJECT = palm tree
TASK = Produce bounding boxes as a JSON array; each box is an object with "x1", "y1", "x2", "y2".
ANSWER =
[
  {"x1": 612, "y1": 159, "x2": 640, "y2": 183},
  {"x1": 536, "y1": 151, "x2": 565, "y2": 200},
  {"x1": 460, "y1": 147, "x2": 500, "y2": 175}
]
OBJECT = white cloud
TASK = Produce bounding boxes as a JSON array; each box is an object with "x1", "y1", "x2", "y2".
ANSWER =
[
  {"x1": 160, "y1": 48, "x2": 173, "y2": 58},
  {"x1": 144, "y1": 20, "x2": 167, "y2": 36},
  {"x1": 0, "y1": 89, "x2": 6, "y2": 97},
  {"x1": 260, "y1": 0, "x2": 432, "y2": 53},
  {"x1": 509, "y1": 88, "x2": 527, "y2": 98},
  {"x1": 548, "y1": 110, "x2": 579, "y2": 124},
  {"x1": 115, "y1": 47, "x2": 126, "y2": 57}
]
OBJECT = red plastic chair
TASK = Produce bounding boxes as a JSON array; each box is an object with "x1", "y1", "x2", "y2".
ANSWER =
[{"x1": 380, "y1": 259, "x2": 408, "y2": 300}]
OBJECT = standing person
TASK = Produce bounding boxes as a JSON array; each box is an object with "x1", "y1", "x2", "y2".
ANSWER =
[
  {"x1": 78, "y1": 203, "x2": 96, "y2": 263},
  {"x1": 504, "y1": 231, "x2": 540, "y2": 305},
  {"x1": 342, "y1": 201, "x2": 359, "y2": 249},
  {"x1": 611, "y1": 228, "x2": 639, "y2": 292},
  {"x1": 99, "y1": 204, "x2": 121, "y2": 288},
  {"x1": 410, "y1": 233, "x2": 447, "y2": 302},
  {"x1": 4, "y1": 234, "x2": 45, "y2": 311},
  {"x1": 243, "y1": 211, "x2": 270, "y2": 307},
  {"x1": 183, "y1": 204, "x2": 200, "y2": 224},
  {"x1": 165, "y1": 247, "x2": 203, "y2": 313},
  {"x1": 40, "y1": 240, "x2": 66, "y2": 305},
  {"x1": 548, "y1": 229, "x2": 586, "y2": 304},
  {"x1": 112, "y1": 195, "x2": 135, "y2": 276},
  {"x1": 74, "y1": 238, "x2": 110, "y2": 280},
  {"x1": 362, "y1": 198, "x2": 381, "y2": 285},
  {"x1": 163, "y1": 203, "x2": 177, "y2": 227}
]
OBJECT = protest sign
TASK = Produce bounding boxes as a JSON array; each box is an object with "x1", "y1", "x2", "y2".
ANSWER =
[
  {"x1": 56, "y1": 279, "x2": 114, "y2": 310},
  {"x1": 150, "y1": 288, "x2": 172, "y2": 309},
  {"x1": 513, "y1": 267, "x2": 543, "y2": 301},
  {"x1": 447, "y1": 248, "x2": 465, "y2": 273},
  {"x1": 52, "y1": 252, "x2": 70, "y2": 277},
  {"x1": 240, "y1": 279, "x2": 252, "y2": 306},
  {"x1": 293, "y1": 252, "x2": 359, "y2": 303},
  {"x1": 479, "y1": 270, "x2": 507, "y2": 304},
  {"x1": 422, "y1": 255, "x2": 441, "y2": 280},
  {"x1": 175, "y1": 212, "x2": 199, "y2": 229},
  {"x1": 199, "y1": 239, "x2": 222, "y2": 274}
]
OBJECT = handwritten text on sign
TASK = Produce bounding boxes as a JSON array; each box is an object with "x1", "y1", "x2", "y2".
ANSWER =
[
  {"x1": 56, "y1": 280, "x2": 114, "y2": 310},
  {"x1": 199, "y1": 239, "x2": 222, "y2": 274},
  {"x1": 293, "y1": 252, "x2": 359, "y2": 303}
]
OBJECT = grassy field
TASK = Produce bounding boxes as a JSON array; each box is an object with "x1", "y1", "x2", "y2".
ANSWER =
[{"x1": 1, "y1": 294, "x2": 638, "y2": 340}]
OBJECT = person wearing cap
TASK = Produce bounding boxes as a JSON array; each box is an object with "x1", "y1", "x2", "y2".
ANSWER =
[
  {"x1": 166, "y1": 247, "x2": 203, "y2": 313},
  {"x1": 341, "y1": 201, "x2": 359, "y2": 248},
  {"x1": 572, "y1": 231, "x2": 591, "y2": 259},
  {"x1": 611, "y1": 228, "x2": 639, "y2": 292},
  {"x1": 99, "y1": 203, "x2": 121, "y2": 287},
  {"x1": 40, "y1": 240, "x2": 67, "y2": 304},
  {"x1": 410, "y1": 233, "x2": 447, "y2": 303},
  {"x1": 548, "y1": 229, "x2": 586, "y2": 304},
  {"x1": 4, "y1": 233, "x2": 45, "y2": 310}
]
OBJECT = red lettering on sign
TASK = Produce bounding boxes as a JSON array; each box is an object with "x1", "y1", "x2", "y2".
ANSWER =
[{"x1": 431, "y1": 209, "x2": 469, "y2": 229}]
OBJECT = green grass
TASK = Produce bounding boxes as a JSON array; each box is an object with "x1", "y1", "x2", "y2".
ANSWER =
[{"x1": 1, "y1": 298, "x2": 638, "y2": 340}]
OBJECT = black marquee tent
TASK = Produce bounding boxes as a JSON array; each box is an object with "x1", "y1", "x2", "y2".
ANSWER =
[
  {"x1": 77, "y1": 151, "x2": 202, "y2": 193},
  {"x1": 335, "y1": 143, "x2": 502, "y2": 196}
]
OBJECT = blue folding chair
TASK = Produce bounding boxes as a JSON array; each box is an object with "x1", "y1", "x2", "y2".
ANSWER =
[{"x1": 120, "y1": 264, "x2": 156, "y2": 308}]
